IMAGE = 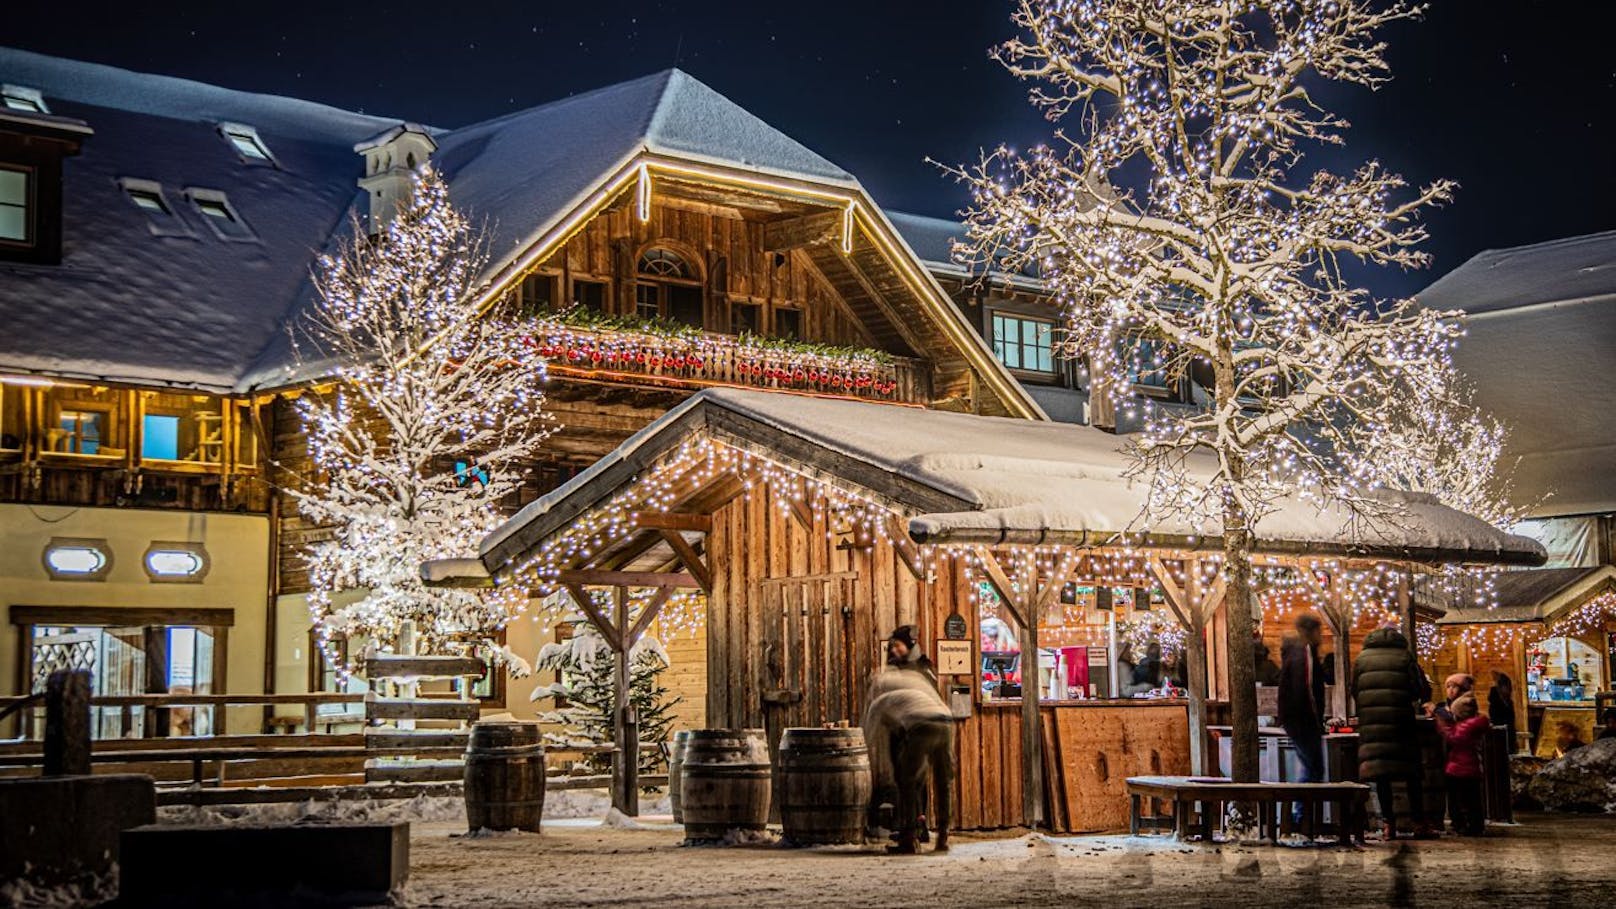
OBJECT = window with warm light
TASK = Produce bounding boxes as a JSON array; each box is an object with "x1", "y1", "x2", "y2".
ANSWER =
[
  {"x1": 141, "y1": 414, "x2": 180, "y2": 460},
  {"x1": 56, "y1": 409, "x2": 104, "y2": 454},
  {"x1": 143, "y1": 542, "x2": 210, "y2": 582},
  {"x1": 42, "y1": 538, "x2": 113, "y2": 581}
]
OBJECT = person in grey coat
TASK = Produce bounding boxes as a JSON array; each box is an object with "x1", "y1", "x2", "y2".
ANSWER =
[{"x1": 1351, "y1": 627, "x2": 1436, "y2": 839}]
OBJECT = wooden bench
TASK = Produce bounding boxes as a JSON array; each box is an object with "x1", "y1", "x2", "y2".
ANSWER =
[{"x1": 1126, "y1": 775, "x2": 1370, "y2": 844}]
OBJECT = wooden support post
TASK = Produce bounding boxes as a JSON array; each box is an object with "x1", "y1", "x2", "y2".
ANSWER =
[
  {"x1": 973, "y1": 546, "x2": 1042, "y2": 827},
  {"x1": 612, "y1": 586, "x2": 639, "y2": 817},
  {"x1": 142, "y1": 626, "x2": 170, "y2": 738},
  {"x1": 44, "y1": 669, "x2": 91, "y2": 776}
]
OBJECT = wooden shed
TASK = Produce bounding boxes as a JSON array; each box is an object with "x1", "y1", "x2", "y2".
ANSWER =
[{"x1": 465, "y1": 388, "x2": 1544, "y2": 832}]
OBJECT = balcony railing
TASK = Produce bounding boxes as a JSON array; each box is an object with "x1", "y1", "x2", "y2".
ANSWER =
[{"x1": 527, "y1": 320, "x2": 930, "y2": 405}]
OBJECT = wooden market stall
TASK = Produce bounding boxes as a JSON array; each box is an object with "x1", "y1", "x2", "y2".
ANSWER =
[
  {"x1": 1427, "y1": 565, "x2": 1616, "y2": 755},
  {"x1": 465, "y1": 388, "x2": 1545, "y2": 832}
]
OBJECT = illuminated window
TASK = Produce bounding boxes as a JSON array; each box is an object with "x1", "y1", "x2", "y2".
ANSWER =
[
  {"x1": 141, "y1": 414, "x2": 180, "y2": 460},
  {"x1": 42, "y1": 538, "x2": 113, "y2": 581},
  {"x1": 1123, "y1": 337, "x2": 1175, "y2": 394},
  {"x1": 143, "y1": 542, "x2": 210, "y2": 582},
  {"x1": 991, "y1": 312, "x2": 1054, "y2": 373},
  {"x1": 188, "y1": 190, "x2": 254, "y2": 241},
  {"x1": 0, "y1": 165, "x2": 30, "y2": 243},
  {"x1": 220, "y1": 124, "x2": 273, "y2": 163},
  {"x1": 56, "y1": 409, "x2": 103, "y2": 454},
  {"x1": 1, "y1": 85, "x2": 47, "y2": 114}
]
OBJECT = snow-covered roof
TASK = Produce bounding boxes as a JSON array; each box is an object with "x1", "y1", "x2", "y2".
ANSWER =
[
  {"x1": 0, "y1": 47, "x2": 406, "y2": 392},
  {"x1": 480, "y1": 387, "x2": 1545, "y2": 572},
  {"x1": 1, "y1": 51, "x2": 934, "y2": 395},
  {"x1": 1418, "y1": 232, "x2": 1616, "y2": 517},
  {"x1": 1433, "y1": 565, "x2": 1616, "y2": 626},
  {"x1": 885, "y1": 210, "x2": 1046, "y2": 289}
]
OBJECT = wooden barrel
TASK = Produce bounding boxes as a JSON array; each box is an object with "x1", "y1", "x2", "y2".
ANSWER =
[
  {"x1": 463, "y1": 721, "x2": 546, "y2": 833},
  {"x1": 669, "y1": 730, "x2": 692, "y2": 824},
  {"x1": 778, "y1": 727, "x2": 871, "y2": 845},
  {"x1": 680, "y1": 729, "x2": 770, "y2": 840}
]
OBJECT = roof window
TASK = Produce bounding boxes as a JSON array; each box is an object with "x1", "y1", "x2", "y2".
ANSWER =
[
  {"x1": 188, "y1": 189, "x2": 255, "y2": 241},
  {"x1": 219, "y1": 123, "x2": 273, "y2": 164},
  {"x1": 119, "y1": 178, "x2": 192, "y2": 238},
  {"x1": 1, "y1": 85, "x2": 48, "y2": 114}
]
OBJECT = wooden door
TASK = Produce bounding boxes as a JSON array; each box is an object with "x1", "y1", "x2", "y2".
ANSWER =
[{"x1": 759, "y1": 571, "x2": 858, "y2": 819}]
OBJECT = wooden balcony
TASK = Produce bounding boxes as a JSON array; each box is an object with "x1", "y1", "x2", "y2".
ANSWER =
[{"x1": 530, "y1": 322, "x2": 931, "y2": 405}]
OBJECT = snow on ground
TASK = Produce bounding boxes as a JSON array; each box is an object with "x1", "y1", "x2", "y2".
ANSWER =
[
  {"x1": 396, "y1": 814, "x2": 1616, "y2": 909},
  {"x1": 155, "y1": 787, "x2": 671, "y2": 829}
]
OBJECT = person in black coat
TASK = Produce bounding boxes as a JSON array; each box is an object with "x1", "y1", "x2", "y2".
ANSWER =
[
  {"x1": 1352, "y1": 627, "x2": 1434, "y2": 839},
  {"x1": 1278, "y1": 615, "x2": 1327, "y2": 786},
  {"x1": 1488, "y1": 671, "x2": 1517, "y2": 746}
]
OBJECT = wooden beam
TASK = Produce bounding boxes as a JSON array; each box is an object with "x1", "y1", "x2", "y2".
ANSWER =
[
  {"x1": 1032, "y1": 552, "x2": 1083, "y2": 617},
  {"x1": 625, "y1": 587, "x2": 676, "y2": 651},
  {"x1": 1147, "y1": 558, "x2": 1193, "y2": 630},
  {"x1": 786, "y1": 497, "x2": 814, "y2": 532},
  {"x1": 591, "y1": 530, "x2": 666, "y2": 572},
  {"x1": 762, "y1": 210, "x2": 843, "y2": 251},
  {"x1": 657, "y1": 531, "x2": 712, "y2": 593},
  {"x1": 837, "y1": 252, "x2": 930, "y2": 357},
  {"x1": 563, "y1": 584, "x2": 622, "y2": 652},
  {"x1": 631, "y1": 512, "x2": 711, "y2": 533},
  {"x1": 885, "y1": 515, "x2": 924, "y2": 581},
  {"x1": 973, "y1": 548, "x2": 1026, "y2": 628},
  {"x1": 557, "y1": 569, "x2": 702, "y2": 589}
]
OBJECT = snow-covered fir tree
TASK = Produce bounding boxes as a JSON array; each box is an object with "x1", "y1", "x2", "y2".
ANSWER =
[
  {"x1": 531, "y1": 625, "x2": 680, "y2": 774},
  {"x1": 292, "y1": 166, "x2": 555, "y2": 675},
  {"x1": 953, "y1": 1, "x2": 1503, "y2": 783}
]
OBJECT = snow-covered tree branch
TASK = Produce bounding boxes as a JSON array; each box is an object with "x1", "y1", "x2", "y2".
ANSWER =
[
  {"x1": 292, "y1": 166, "x2": 555, "y2": 673},
  {"x1": 952, "y1": 1, "x2": 1507, "y2": 785}
]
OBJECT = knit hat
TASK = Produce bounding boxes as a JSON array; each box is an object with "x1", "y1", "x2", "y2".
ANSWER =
[{"x1": 890, "y1": 625, "x2": 918, "y2": 649}]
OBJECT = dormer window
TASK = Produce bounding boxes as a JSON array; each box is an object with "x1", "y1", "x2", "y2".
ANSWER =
[
  {"x1": 188, "y1": 190, "x2": 255, "y2": 241},
  {"x1": 1, "y1": 86, "x2": 48, "y2": 114},
  {"x1": 219, "y1": 123, "x2": 273, "y2": 164},
  {"x1": 129, "y1": 189, "x2": 166, "y2": 212}
]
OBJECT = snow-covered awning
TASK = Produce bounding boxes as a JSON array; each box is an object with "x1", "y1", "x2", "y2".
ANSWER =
[
  {"x1": 1433, "y1": 565, "x2": 1616, "y2": 626},
  {"x1": 479, "y1": 388, "x2": 1545, "y2": 577}
]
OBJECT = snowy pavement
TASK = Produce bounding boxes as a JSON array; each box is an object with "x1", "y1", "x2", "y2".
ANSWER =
[{"x1": 397, "y1": 812, "x2": 1616, "y2": 908}]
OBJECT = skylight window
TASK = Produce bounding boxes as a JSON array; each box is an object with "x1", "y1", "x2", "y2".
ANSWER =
[
  {"x1": 129, "y1": 189, "x2": 168, "y2": 213},
  {"x1": 119, "y1": 179, "x2": 192, "y2": 238},
  {"x1": 1, "y1": 85, "x2": 48, "y2": 114},
  {"x1": 187, "y1": 189, "x2": 255, "y2": 241},
  {"x1": 219, "y1": 123, "x2": 273, "y2": 164}
]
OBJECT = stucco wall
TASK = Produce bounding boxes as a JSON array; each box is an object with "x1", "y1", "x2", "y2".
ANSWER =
[{"x1": 0, "y1": 503, "x2": 270, "y2": 735}]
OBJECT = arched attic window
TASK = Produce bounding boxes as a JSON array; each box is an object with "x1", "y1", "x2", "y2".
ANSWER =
[{"x1": 635, "y1": 247, "x2": 705, "y2": 328}]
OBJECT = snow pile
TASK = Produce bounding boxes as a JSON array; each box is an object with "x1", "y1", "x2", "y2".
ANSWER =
[
  {"x1": 159, "y1": 793, "x2": 467, "y2": 827},
  {"x1": 0, "y1": 867, "x2": 115, "y2": 909}
]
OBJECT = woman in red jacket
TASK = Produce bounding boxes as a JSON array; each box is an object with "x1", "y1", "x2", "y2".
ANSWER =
[{"x1": 1431, "y1": 694, "x2": 1490, "y2": 836}]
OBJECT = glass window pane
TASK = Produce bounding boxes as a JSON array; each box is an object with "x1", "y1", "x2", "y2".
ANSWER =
[
  {"x1": 0, "y1": 169, "x2": 26, "y2": 205},
  {"x1": 228, "y1": 132, "x2": 269, "y2": 160},
  {"x1": 0, "y1": 205, "x2": 24, "y2": 241},
  {"x1": 141, "y1": 414, "x2": 180, "y2": 460}
]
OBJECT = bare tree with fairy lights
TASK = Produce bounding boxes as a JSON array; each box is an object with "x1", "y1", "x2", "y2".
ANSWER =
[
  {"x1": 952, "y1": 1, "x2": 1510, "y2": 790},
  {"x1": 292, "y1": 166, "x2": 555, "y2": 677}
]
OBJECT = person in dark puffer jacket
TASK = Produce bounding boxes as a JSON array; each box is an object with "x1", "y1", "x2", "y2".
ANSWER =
[{"x1": 1351, "y1": 627, "x2": 1436, "y2": 839}]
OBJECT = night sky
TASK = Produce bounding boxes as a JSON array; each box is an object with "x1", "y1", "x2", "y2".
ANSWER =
[{"x1": 7, "y1": 1, "x2": 1614, "y2": 297}]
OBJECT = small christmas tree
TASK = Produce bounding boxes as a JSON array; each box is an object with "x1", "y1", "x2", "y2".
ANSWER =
[{"x1": 532, "y1": 624, "x2": 680, "y2": 775}]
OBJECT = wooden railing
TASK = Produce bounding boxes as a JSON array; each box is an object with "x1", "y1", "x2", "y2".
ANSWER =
[
  {"x1": 2, "y1": 688, "x2": 668, "y2": 806},
  {"x1": 0, "y1": 691, "x2": 365, "y2": 740},
  {"x1": 532, "y1": 322, "x2": 932, "y2": 404}
]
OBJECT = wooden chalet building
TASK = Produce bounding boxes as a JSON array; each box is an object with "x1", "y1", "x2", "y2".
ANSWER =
[
  {"x1": 0, "y1": 48, "x2": 1040, "y2": 743},
  {"x1": 1413, "y1": 233, "x2": 1616, "y2": 752}
]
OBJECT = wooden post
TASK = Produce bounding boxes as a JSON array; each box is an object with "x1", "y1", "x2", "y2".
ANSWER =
[
  {"x1": 143, "y1": 626, "x2": 170, "y2": 738},
  {"x1": 611, "y1": 587, "x2": 640, "y2": 816},
  {"x1": 44, "y1": 669, "x2": 91, "y2": 776},
  {"x1": 1020, "y1": 600, "x2": 1043, "y2": 829}
]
